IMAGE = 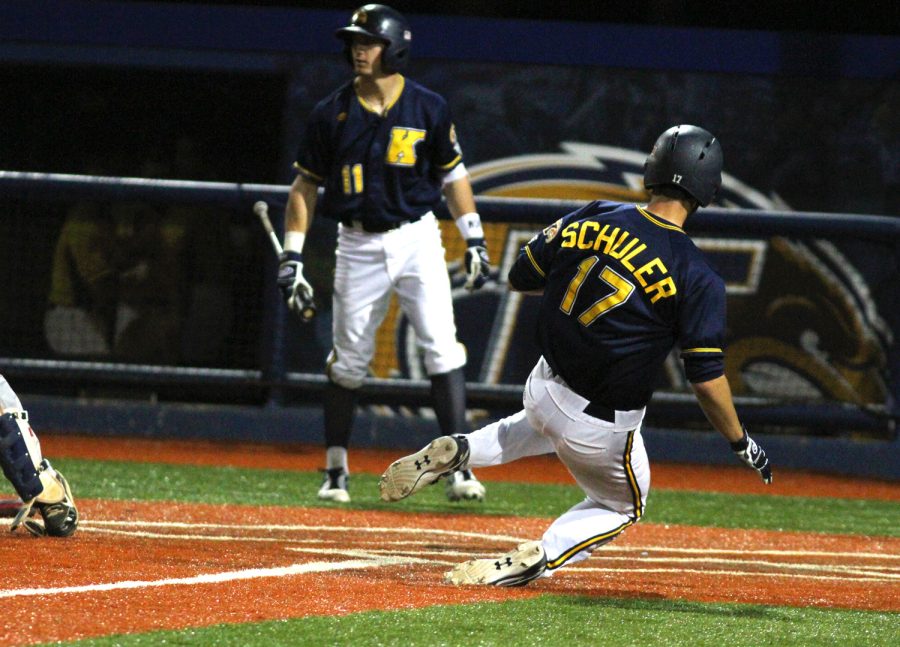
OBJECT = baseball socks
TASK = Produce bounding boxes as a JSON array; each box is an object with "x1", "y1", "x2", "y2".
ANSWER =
[
  {"x1": 319, "y1": 382, "x2": 357, "y2": 503},
  {"x1": 429, "y1": 369, "x2": 486, "y2": 502}
]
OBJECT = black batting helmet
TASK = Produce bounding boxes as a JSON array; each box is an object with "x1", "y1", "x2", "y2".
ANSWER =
[
  {"x1": 643, "y1": 125, "x2": 723, "y2": 207},
  {"x1": 335, "y1": 4, "x2": 412, "y2": 74}
]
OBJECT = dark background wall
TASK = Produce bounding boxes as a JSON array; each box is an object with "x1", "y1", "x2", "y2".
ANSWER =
[{"x1": 132, "y1": 0, "x2": 898, "y2": 35}]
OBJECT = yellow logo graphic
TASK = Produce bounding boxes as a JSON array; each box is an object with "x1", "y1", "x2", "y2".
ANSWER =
[{"x1": 386, "y1": 127, "x2": 426, "y2": 166}]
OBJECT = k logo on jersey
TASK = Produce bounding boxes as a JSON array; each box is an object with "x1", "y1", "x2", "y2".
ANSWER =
[{"x1": 386, "y1": 127, "x2": 426, "y2": 166}]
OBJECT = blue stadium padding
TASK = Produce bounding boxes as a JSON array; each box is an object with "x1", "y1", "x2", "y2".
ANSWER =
[
  {"x1": 1, "y1": 2, "x2": 897, "y2": 79},
  {"x1": 23, "y1": 394, "x2": 899, "y2": 481}
]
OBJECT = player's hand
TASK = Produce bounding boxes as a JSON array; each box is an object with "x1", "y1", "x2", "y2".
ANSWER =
[
  {"x1": 730, "y1": 424, "x2": 772, "y2": 484},
  {"x1": 277, "y1": 251, "x2": 316, "y2": 321},
  {"x1": 464, "y1": 238, "x2": 491, "y2": 291}
]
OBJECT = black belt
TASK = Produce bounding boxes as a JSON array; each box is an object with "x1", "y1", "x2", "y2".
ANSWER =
[
  {"x1": 583, "y1": 401, "x2": 616, "y2": 423},
  {"x1": 351, "y1": 215, "x2": 422, "y2": 233},
  {"x1": 545, "y1": 362, "x2": 617, "y2": 423}
]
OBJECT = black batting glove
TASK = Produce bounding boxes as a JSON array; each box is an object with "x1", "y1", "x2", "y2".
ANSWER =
[
  {"x1": 730, "y1": 424, "x2": 772, "y2": 484},
  {"x1": 277, "y1": 251, "x2": 316, "y2": 321},
  {"x1": 464, "y1": 237, "x2": 491, "y2": 291}
]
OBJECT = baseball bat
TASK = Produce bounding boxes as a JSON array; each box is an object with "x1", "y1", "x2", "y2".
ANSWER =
[{"x1": 253, "y1": 200, "x2": 317, "y2": 322}]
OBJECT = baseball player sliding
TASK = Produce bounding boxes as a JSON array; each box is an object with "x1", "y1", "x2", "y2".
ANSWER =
[
  {"x1": 0, "y1": 374, "x2": 78, "y2": 537},
  {"x1": 380, "y1": 125, "x2": 773, "y2": 586},
  {"x1": 278, "y1": 4, "x2": 490, "y2": 503}
]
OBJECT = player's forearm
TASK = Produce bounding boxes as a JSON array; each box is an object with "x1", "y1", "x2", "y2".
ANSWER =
[
  {"x1": 285, "y1": 176, "x2": 318, "y2": 234},
  {"x1": 442, "y1": 177, "x2": 477, "y2": 219},
  {"x1": 690, "y1": 374, "x2": 744, "y2": 444}
]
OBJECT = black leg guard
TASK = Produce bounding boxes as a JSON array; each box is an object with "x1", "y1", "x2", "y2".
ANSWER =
[
  {"x1": 323, "y1": 381, "x2": 359, "y2": 448},
  {"x1": 0, "y1": 413, "x2": 43, "y2": 501},
  {"x1": 429, "y1": 368, "x2": 468, "y2": 436}
]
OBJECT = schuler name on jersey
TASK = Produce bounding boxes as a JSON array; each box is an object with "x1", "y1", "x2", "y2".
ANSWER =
[
  {"x1": 557, "y1": 211, "x2": 677, "y2": 304},
  {"x1": 511, "y1": 200, "x2": 726, "y2": 411}
]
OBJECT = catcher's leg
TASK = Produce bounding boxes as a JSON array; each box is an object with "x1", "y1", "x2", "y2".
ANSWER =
[{"x1": 1, "y1": 412, "x2": 78, "y2": 537}]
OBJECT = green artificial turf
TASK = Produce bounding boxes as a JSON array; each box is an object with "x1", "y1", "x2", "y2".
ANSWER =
[
  {"x1": 51, "y1": 458, "x2": 900, "y2": 537},
  {"x1": 23, "y1": 457, "x2": 898, "y2": 647},
  {"x1": 60, "y1": 595, "x2": 900, "y2": 647}
]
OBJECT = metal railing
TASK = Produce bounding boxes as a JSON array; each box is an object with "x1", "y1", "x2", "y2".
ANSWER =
[{"x1": 1, "y1": 170, "x2": 897, "y2": 433}]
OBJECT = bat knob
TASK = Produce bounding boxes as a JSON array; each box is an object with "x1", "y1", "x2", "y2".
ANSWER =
[{"x1": 253, "y1": 201, "x2": 268, "y2": 215}]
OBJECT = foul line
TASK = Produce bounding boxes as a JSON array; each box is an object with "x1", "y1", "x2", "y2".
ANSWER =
[
  {"x1": 80, "y1": 519, "x2": 525, "y2": 544},
  {"x1": 0, "y1": 556, "x2": 424, "y2": 600}
]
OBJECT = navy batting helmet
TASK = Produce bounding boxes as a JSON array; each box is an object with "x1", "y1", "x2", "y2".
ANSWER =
[
  {"x1": 336, "y1": 4, "x2": 412, "y2": 74},
  {"x1": 643, "y1": 125, "x2": 723, "y2": 207}
]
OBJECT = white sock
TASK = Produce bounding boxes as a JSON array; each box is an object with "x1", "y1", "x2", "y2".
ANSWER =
[{"x1": 325, "y1": 446, "x2": 349, "y2": 472}]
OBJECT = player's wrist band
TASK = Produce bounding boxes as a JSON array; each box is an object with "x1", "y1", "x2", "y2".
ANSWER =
[
  {"x1": 729, "y1": 425, "x2": 749, "y2": 451},
  {"x1": 284, "y1": 231, "x2": 306, "y2": 254},
  {"x1": 455, "y1": 212, "x2": 484, "y2": 241}
]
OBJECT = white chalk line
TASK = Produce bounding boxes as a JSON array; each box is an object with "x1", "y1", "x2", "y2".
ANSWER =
[
  {"x1": 2, "y1": 519, "x2": 896, "y2": 598},
  {"x1": 0, "y1": 555, "x2": 427, "y2": 600},
  {"x1": 281, "y1": 546, "x2": 900, "y2": 579},
  {"x1": 80, "y1": 520, "x2": 899, "y2": 561},
  {"x1": 80, "y1": 519, "x2": 524, "y2": 543}
]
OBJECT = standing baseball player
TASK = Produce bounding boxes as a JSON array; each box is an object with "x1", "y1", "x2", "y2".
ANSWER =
[
  {"x1": 278, "y1": 4, "x2": 490, "y2": 503},
  {"x1": 380, "y1": 125, "x2": 773, "y2": 586},
  {"x1": 0, "y1": 374, "x2": 78, "y2": 537}
]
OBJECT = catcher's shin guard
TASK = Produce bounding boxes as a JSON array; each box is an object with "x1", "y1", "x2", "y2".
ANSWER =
[
  {"x1": 12, "y1": 460, "x2": 79, "y2": 537},
  {"x1": 0, "y1": 412, "x2": 43, "y2": 501}
]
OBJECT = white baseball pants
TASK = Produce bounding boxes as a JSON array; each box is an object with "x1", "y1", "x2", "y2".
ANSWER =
[
  {"x1": 326, "y1": 213, "x2": 466, "y2": 389},
  {"x1": 466, "y1": 356, "x2": 650, "y2": 572},
  {"x1": 0, "y1": 374, "x2": 23, "y2": 412}
]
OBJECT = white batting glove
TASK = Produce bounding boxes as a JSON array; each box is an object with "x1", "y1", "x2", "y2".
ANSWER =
[
  {"x1": 730, "y1": 424, "x2": 772, "y2": 484},
  {"x1": 277, "y1": 251, "x2": 316, "y2": 322},
  {"x1": 464, "y1": 238, "x2": 491, "y2": 291}
]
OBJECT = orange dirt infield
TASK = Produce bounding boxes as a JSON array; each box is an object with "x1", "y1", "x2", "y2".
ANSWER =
[{"x1": 1, "y1": 435, "x2": 898, "y2": 645}]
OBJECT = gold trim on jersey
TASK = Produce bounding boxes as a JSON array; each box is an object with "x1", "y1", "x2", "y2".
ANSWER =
[
  {"x1": 682, "y1": 347, "x2": 723, "y2": 354},
  {"x1": 438, "y1": 154, "x2": 462, "y2": 171},
  {"x1": 525, "y1": 245, "x2": 545, "y2": 277},
  {"x1": 293, "y1": 161, "x2": 324, "y2": 183},
  {"x1": 356, "y1": 75, "x2": 406, "y2": 115},
  {"x1": 636, "y1": 206, "x2": 684, "y2": 232}
]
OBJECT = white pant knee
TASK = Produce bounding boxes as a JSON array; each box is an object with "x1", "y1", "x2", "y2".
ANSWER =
[
  {"x1": 325, "y1": 351, "x2": 366, "y2": 390},
  {"x1": 422, "y1": 341, "x2": 467, "y2": 376}
]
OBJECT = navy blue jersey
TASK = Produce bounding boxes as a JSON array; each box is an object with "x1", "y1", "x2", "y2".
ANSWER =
[
  {"x1": 508, "y1": 201, "x2": 726, "y2": 410},
  {"x1": 294, "y1": 76, "x2": 463, "y2": 230}
]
